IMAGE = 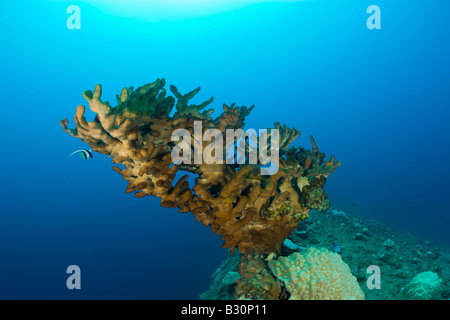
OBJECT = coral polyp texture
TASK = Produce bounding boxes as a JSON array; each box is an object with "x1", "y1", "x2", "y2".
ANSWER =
[
  {"x1": 400, "y1": 271, "x2": 443, "y2": 300},
  {"x1": 60, "y1": 79, "x2": 340, "y2": 293},
  {"x1": 268, "y1": 248, "x2": 365, "y2": 300}
]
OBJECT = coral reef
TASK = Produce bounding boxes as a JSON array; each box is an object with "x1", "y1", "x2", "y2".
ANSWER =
[
  {"x1": 400, "y1": 271, "x2": 443, "y2": 300},
  {"x1": 268, "y1": 248, "x2": 364, "y2": 300},
  {"x1": 61, "y1": 79, "x2": 339, "y2": 256},
  {"x1": 234, "y1": 254, "x2": 284, "y2": 300},
  {"x1": 199, "y1": 252, "x2": 242, "y2": 300},
  {"x1": 61, "y1": 79, "x2": 340, "y2": 299},
  {"x1": 201, "y1": 208, "x2": 450, "y2": 300}
]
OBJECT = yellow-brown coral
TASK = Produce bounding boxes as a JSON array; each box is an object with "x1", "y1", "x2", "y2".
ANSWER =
[
  {"x1": 60, "y1": 79, "x2": 340, "y2": 256},
  {"x1": 268, "y1": 247, "x2": 365, "y2": 300},
  {"x1": 234, "y1": 254, "x2": 283, "y2": 300}
]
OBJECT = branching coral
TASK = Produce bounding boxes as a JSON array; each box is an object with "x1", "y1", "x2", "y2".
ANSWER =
[
  {"x1": 61, "y1": 79, "x2": 340, "y2": 298},
  {"x1": 234, "y1": 254, "x2": 283, "y2": 300}
]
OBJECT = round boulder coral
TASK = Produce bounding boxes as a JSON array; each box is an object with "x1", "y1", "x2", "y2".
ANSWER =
[
  {"x1": 400, "y1": 271, "x2": 443, "y2": 300},
  {"x1": 268, "y1": 247, "x2": 364, "y2": 300}
]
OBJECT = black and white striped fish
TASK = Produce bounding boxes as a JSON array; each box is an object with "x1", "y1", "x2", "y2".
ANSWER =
[{"x1": 69, "y1": 149, "x2": 93, "y2": 160}]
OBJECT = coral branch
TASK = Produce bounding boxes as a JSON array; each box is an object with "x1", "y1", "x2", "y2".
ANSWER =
[{"x1": 61, "y1": 79, "x2": 340, "y2": 257}]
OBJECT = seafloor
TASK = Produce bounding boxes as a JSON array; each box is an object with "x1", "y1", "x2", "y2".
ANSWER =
[{"x1": 201, "y1": 208, "x2": 450, "y2": 300}]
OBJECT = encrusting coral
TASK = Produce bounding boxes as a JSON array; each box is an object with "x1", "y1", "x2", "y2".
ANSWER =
[{"x1": 61, "y1": 79, "x2": 340, "y2": 299}]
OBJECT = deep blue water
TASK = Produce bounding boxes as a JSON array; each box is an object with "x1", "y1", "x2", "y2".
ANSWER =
[{"x1": 1, "y1": 0, "x2": 449, "y2": 299}]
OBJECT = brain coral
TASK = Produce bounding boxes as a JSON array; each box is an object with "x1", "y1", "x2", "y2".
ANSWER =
[{"x1": 268, "y1": 247, "x2": 364, "y2": 300}]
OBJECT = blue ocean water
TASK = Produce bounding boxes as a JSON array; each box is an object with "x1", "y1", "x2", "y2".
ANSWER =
[{"x1": 0, "y1": 0, "x2": 449, "y2": 299}]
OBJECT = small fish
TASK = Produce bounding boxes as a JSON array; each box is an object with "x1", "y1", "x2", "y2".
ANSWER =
[
  {"x1": 331, "y1": 242, "x2": 342, "y2": 254},
  {"x1": 69, "y1": 149, "x2": 93, "y2": 160}
]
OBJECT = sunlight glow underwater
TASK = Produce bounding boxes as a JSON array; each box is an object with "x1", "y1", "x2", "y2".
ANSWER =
[{"x1": 65, "y1": 0, "x2": 308, "y2": 21}]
